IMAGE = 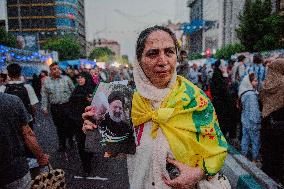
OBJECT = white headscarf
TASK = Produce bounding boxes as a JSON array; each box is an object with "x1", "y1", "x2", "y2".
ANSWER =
[
  {"x1": 238, "y1": 75, "x2": 254, "y2": 97},
  {"x1": 133, "y1": 61, "x2": 177, "y2": 102}
]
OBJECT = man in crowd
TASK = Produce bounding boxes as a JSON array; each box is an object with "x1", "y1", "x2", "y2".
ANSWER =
[
  {"x1": 0, "y1": 63, "x2": 39, "y2": 128},
  {"x1": 176, "y1": 50, "x2": 190, "y2": 79},
  {"x1": 99, "y1": 91, "x2": 135, "y2": 157},
  {"x1": 188, "y1": 63, "x2": 199, "y2": 85},
  {"x1": 199, "y1": 64, "x2": 209, "y2": 90},
  {"x1": 247, "y1": 53, "x2": 266, "y2": 91},
  {"x1": 41, "y1": 62, "x2": 75, "y2": 151},
  {"x1": 0, "y1": 93, "x2": 49, "y2": 188},
  {"x1": 231, "y1": 55, "x2": 247, "y2": 86}
]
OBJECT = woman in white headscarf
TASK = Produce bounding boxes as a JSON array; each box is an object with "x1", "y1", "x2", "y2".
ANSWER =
[{"x1": 83, "y1": 26, "x2": 229, "y2": 189}]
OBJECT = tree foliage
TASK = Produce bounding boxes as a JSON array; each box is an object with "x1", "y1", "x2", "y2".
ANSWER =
[
  {"x1": 42, "y1": 36, "x2": 82, "y2": 61},
  {"x1": 89, "y1": 47, "x2": 114, "y2": 62},
  {"x1": 236, "y1": 0, "x2": 284, "y2": 52},
  {"x1": 122, "y1": 55, "x2": 129, "y2": 64},
  {"x1": 0, "y1": 27, "x2": 17, "y2": 48},
  {"x1": 188, "y1": 53, "x2": 203, "y2": 60},
  {"x1": 215, "y1": 43, "x2": 246, "y2": 60}
]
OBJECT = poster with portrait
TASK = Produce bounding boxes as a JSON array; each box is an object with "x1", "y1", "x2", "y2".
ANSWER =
[
  {"x1": 85, "y1": 82, "x2": 136, "y2": 157},
  {"x1": 15, "y1": 33, "x2": 39, "y2": 51}
]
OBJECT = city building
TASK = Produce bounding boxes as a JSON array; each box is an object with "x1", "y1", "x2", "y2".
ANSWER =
[
  {"x1": 187, "y1": 0, "x2": 282, "y2": 54},
  {"x1": 6, "y1": 0, "x2": 86, "y2": 53},
  {"x1": 222, "y1": 0, "x2": 245, "y2": 46},
  {"x1": 166, "y1": 22, "x2": 187, "y2": 50},
  {"x1": 275, "y1": 0, "x2": 284, "y2": 15},
  {"x1": 202, "y1": 0, "x2": 223, "y2": 54},
  {"x1": 86, "y1": 41, "x2": 93, "y2": 57},
  {"x1": 86, "y1": 39, "x2": 121, "y2": 57},
  {"x1": 187, "y1": 0, "x2": 223, "y2": 54},
  {"x1": 0, "y1": 20, "x2": 6, "y2": 29},
  {"x1": 187, "y1": 0, "x2": 203, "y2": 53},
  {"x1": 187, "y1": 0, "x2": 244, "y2": 54},
  {"x1": 0, "y1": 0, "x2": 8, "y2": 31}
]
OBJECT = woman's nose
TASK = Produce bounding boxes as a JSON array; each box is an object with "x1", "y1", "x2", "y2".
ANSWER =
[{"x1": 157, "y1": 52, "x2": 167, "y2": 65}]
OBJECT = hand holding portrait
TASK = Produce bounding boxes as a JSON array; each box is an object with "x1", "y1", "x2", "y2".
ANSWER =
[{"x1": 82, "y1": 106, "x2": 97, "y2": 133}]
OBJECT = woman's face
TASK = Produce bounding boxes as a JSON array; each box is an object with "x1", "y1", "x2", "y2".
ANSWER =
[
  {"x1": 140, "y1": 30, "x2": 177, "y2": 89},
  {"x1": 251, "y1": 78, "x2": 258, "y2": 89},
  {"x1": 91, "y1": 69, "x2": 99, "y2": 76},
  {"x1": 40, "y1": 72, "x2": 46, "y2": 77},
  {"x1": 74, "y1": 69, "x2": 79, "y2": 75},
  {"x1": 77, "y1": 76, "x2": 86, "y2": 86}
]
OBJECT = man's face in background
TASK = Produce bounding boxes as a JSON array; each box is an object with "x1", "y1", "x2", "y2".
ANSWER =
[
  {"x1": 109, "y1": 100, "x2": 123, "y2": 122},
  {"x1": 50, "y1": 65, "x2": 61, "y2": 78},
  {"x1": 180, "y1": 51, "x2": 187, "y2": 62}
]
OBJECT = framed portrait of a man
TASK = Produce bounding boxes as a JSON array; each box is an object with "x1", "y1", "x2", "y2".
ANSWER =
[{"x1": 85, "y1": 82, "x2": 136, "y2": 157}]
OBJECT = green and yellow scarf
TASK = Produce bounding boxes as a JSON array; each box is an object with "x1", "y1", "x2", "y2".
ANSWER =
[{"x1": 131, "y1": 76, "x2": 228, "y2": 176}]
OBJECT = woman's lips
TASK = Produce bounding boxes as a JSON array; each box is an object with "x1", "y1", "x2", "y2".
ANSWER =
[
  {"x1": 155, "y1": 71, "x2": 169, "y2": 77},
  {"x1": 156, "y1": 70, "x2": 168, "y2": 74}
]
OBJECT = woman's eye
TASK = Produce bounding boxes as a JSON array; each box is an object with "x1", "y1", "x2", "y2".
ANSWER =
[
  {"x1": 146, "y1": 50, "x2": 159, "y2": 58},
  {"x1": 165, "y1": 49, "x2": 175, "y2": 56}
]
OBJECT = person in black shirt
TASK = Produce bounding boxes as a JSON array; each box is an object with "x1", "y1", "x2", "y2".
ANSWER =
[{"x1": 0, "y1": 93, "x2": 49, "y2": 188}]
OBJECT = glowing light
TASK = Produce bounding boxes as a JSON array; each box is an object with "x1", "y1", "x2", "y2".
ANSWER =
[
  {"x1": 96, "y1": 62, "x2": 105, "y2": 69},
  {"x1": 85, "y1": 64, "x2": 92, "y2": 69},
  {"x1": 45, "y1": 57, "x2": 53, "y2": 66},
  {"x1": 112, "y1": 61, "x2": 120, "y2": 68},
  {"x1": 205, "y1": 48, "x2": 211, "y2": 57}
]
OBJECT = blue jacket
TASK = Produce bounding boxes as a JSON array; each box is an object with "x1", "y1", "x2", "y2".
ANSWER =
[{"x1": 241, "y1": 90, "x2": 261, "y2": 130}]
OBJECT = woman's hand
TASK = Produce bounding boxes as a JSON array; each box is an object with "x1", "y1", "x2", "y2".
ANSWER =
[
  {"x1": 82, "y1": 106, "x2": 95, "y2": 120},
  {"x1": 82, "y1": 106, "x2": 97, "y2": 134},
  {"x1": 163, "y1": 157, "x2": 205, "y2": 189}
]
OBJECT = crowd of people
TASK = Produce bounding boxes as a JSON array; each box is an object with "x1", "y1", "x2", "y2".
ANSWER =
[
  {"x1": 0, "y1": 25, "x2": 283, "y2": 188},
  {"x1": 0, "y1": 61, "x2": 135, "y2": 188},
  {"x1": 177, "y1": 51, "x2": 284, "y2": 185}
]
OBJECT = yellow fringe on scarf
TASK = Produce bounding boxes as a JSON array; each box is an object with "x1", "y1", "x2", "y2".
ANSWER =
[{"x1": 131, "y1": 76, "x2": 228, "y2": 175}]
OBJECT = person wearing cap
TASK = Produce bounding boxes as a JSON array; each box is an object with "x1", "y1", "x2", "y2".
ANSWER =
[{"x1": 99, "y1": 91, "x2": 135, "y2": 157}]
